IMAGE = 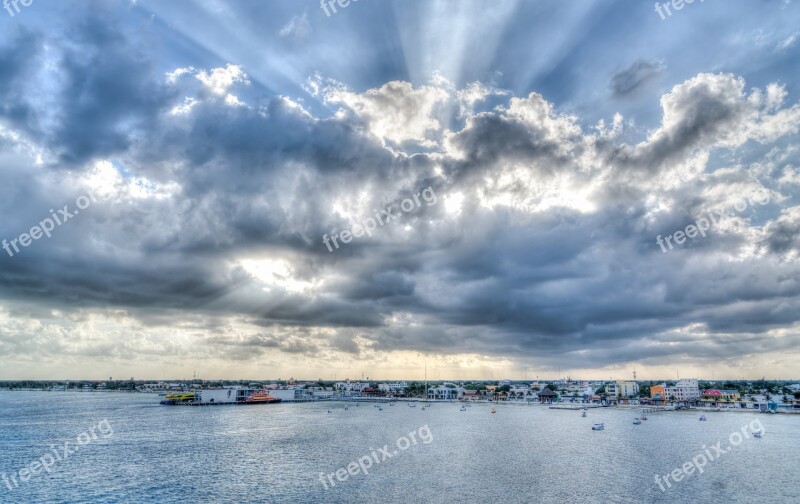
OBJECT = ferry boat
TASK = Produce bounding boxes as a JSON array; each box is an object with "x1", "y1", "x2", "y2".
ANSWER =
[
  {"x1": 160, "y1": 392, "x2": 196, "y2": 405},
  {"x1": 592, "y1": 423, "x2": 605, "y2": 430},
  {"x1": 244, "y1": 391, "x2": 281, "y2": 404}
]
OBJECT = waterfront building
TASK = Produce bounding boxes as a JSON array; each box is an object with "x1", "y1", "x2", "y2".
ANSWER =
[
  {"x1": 666, "y1": 379, "x2": 700, "y2": 403},
  {"x1": 606, "y1": 381, "x2": 638, "y2": 400},
  {"x1": 427, "y1": 386, "x2": 465, "y2": 400},
  {"x1": 537, "y1": 389, "x2": 559, "y2": 403},
  {"x1": 377, "y1": 382, "x2": 408, "y2": 394},
  {"x1": 702, "y1": 389, "x2": 741, "y2": 403},
  {"x1": 334, "y1": 381, "x2": 371, "y2": 396},
  {"x1": 650, "y1": 384, "x2": 667, "y2": 404}
]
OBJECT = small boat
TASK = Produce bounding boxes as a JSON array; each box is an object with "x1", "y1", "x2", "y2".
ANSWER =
[
  {"x1": 409, "y1": 403, "x2": 416, "y2": 408},
  {"x1": 581, "y1": 411, "x2": 587, "y2": 417},
  {"x1": 699, "y1": 415, "x2": 707, "y2": 421},
  {"x1": 344, "y1": 406, "x2": 349, "y2": 411},
  {"x1": 377, "y1": 406, "x2": 383, "y2": 411},
  {"x1": 641, "y1": 414, "x2": 648, "y2": 420},
  {"x1": 633, "y1": 418, "x2": 642, "y2": 425},
  {"x1": 753, "y1": 430, "x2": 763, "y2": 438},
  {"x1": 460, "y1": 405, "x2": 467, "y2": 411},
  {"x1": 491, "y1": 407, "x2": 496, "y2": 414},
  {"x1": 592, "y1": 423, "x2": 605, "y2": 430}
]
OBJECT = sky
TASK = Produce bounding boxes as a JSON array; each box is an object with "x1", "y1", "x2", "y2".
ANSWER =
[{"x1": 1, "y1": 0, "x2": 799, "y2": 381}]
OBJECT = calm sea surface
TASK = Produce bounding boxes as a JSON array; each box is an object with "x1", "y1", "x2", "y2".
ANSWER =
[{"x1": 0, "y1": 391, "x2": 797, "y2": 503}]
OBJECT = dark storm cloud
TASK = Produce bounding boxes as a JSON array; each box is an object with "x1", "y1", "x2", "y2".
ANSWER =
[
  {"x1": 0, "y1": 30, "x2": 43, "y2": 138},
  {"x1": 610, "y1": 59, "x2": 664, "y2": 98},
  {"x1": 1, "y1": 0, "x2": 800, "y2": 375}
]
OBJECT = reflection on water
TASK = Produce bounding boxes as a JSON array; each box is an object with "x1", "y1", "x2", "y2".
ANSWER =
[{"x1": 0, "y1": 392, "x2": 797, "y2": 503}]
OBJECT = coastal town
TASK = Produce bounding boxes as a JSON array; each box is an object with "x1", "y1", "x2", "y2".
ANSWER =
[{"x1": 3, "y1": 377, "x2": 799, "y2": 412}]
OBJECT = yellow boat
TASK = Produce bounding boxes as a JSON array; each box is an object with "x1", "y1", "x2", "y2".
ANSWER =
[{"x1": 160, "y1": 392, "x2": 196, "y2": 405}]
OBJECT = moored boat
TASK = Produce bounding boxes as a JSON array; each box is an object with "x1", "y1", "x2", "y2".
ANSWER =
[
  {"x1": 244, "y1": 391, "x2": 281, "y2": 404},
  {"x1": 160, "y1": 392, "x2": 196, "y2": 405}
]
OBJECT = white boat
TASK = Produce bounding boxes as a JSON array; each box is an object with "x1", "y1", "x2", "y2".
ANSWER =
[
  {"x1": 460, "y1": 405, "x2": 467, "y2": 411},
  {"x1": 409, "y1": 403, "x2": 416, "y2": 408},
  {"x1": 592, "y1": 423, "x2": 605, "y2": 430},
  {"x1": 377, "y1": 406, "x2": 383, "y2": 411},
  {"x1": 633, "y1": 418, "x2": 642, "y2": 425},
  {"x1": 581, "y1": 411, "x2": 587, "y2": 417},
  {"x1": 491, "y1": 407, "x2": 496, "y2": 414},
  {"x1": 753, "y1": 430, "x2": 763, "y2": 438},
  {"x1": 699, "y1": 415, "x2": 707, "y2": 421},
  {"x1": 641, "y1": 414, "x2": 648, "y2": 420}
]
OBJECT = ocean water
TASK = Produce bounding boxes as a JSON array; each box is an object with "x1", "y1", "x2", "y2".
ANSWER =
[{"x1": 0, "y1": 392, "x2": 797, "y2": 504}]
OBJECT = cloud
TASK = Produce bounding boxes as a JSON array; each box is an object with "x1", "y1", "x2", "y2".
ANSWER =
[
  {"x1": 279, "y1": 11, "x2": 312, "y2": 41},
  {"x1": 610, "y1": 59, "x2": 665, "y2": 98},
  {"x1": 1, "y1": 7, "x2": 800, "y2": 379}
]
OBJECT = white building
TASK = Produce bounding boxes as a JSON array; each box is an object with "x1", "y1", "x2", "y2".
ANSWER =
[
  {"x1": 378, "y1": 382, "x2": 408, "y2": 393},
  {"x1": 605, "y1": 381, "x2": 638, "y2": 399},
  {"x1": 427, "y1": 386, "x2": 465, "y2": 400},
  {"x1": 269, "y1": 388, "x2": 316, "y2": 402},
  {"x1": 665, "y1": 379, "x2": 700, "y2": 403},
  {"x1": 334, "y1": 381, "x2": 371, "y2": 395}
]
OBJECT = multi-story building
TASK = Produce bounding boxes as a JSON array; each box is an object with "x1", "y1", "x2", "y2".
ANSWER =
[
  {"x1": 650, "y1": 384, "x2": 667, "y2": 403},
  {"x1": 377, "y1": 382, "x2": 408, "y2": 394},
  {"x1": 667, "y1": 379, "x2": 700, "y2": 403},
  {"x1": 427, "y1": 386, "x2": 465, "y2": 400},
  {"x1": 606, "y1": 381, "x2": 638, "y2": 399},
  {"x1": 334, "y1": 381, "x2": 371, "y2": 396},
  {"x1": 702, "y1": 389, "x2": 741, "y2": 402}
]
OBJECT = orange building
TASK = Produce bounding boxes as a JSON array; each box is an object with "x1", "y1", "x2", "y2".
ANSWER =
[{"x1": 650, "y1": 384, "x2": 666, "y2": 404}]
